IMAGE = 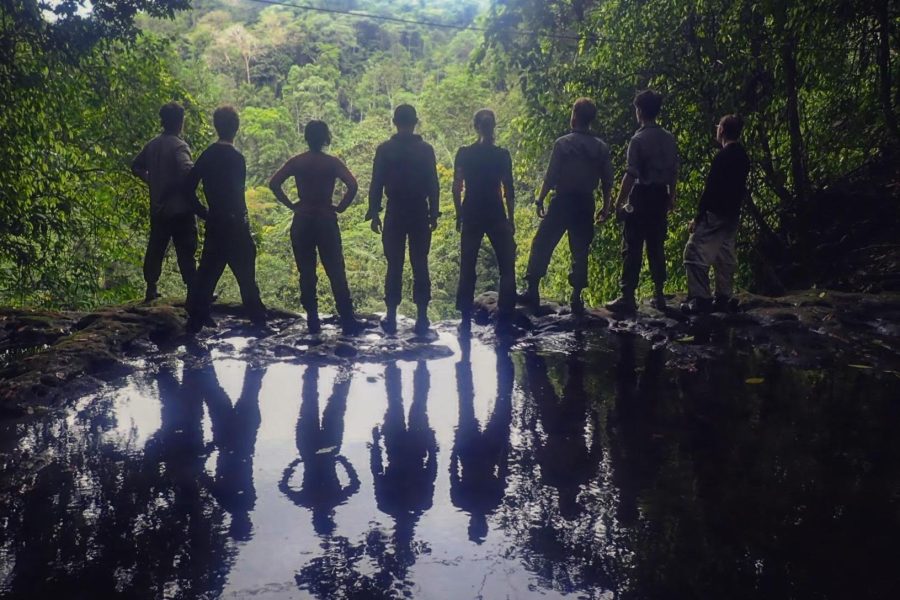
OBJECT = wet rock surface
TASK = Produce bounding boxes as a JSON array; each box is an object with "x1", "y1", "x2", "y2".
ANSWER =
[{"x1": 2, "y1": 289, "x2": 899, "y2": 411}]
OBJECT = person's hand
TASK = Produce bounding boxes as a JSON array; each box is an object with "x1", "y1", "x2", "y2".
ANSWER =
[
  {"x1": 370, "y1": 216, "x2": 382, "y2": 234},
  {"x1": 335, "y1": 202, "x2": 349, "y2": 214},
  {"x1": 688, "y1": 219, "x2": 696, "y2": 233},
  {"x1": 536, "y1": 200, "x2": 546, "y2": 219},
  {"x1": 455, "y1": 215, "x2": 462, "y2": 233},
  {"x1": 667, "y1": 196, "x2": 675, "y2": 213},
  {"x1": 429, "y1": 215, "x2": 439, "y2": 231},
  {"x1": 595, "y1": 207, "x2": 611, "y2": 224}
]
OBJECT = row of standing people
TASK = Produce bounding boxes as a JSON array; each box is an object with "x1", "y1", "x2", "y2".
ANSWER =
[{"x1": 131, "y1": 90, "x2": 749, "y2": 335}]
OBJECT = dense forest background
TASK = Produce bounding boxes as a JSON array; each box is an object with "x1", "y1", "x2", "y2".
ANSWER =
[{"x1": 1, "y1": 0, "x2": 897, "y2": 317}]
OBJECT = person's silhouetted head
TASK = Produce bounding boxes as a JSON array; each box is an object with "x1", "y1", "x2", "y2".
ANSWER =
[
  {"x1": 304, "y1": 120, "x2": 332, "y2": 152},
  {"x1": 160, "y1": 102, "x2": 185, "y2": 135},
  {"x1": 633, "y1": 89, "x2": 663, "y2": 123},
  {"x1": 392, "y1": 104, "x2": 418, "y2": 133},
  {"x1": 570, "y1": 98, "x2": 597, "y2": 130},
  {"x1": 473, "y1": 109, "x2": 496, "y2": 144},
  {"x1": 213, "y1": 105, "x2": 240, "y2": 142},
  {"x1": 717, "y1": 114, "x2": 744, "y2": 145}
]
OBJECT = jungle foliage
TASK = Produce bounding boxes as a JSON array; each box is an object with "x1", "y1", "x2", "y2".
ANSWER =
[{"x1": 1, "y1": 0, "x2": 897, "y2": 314}]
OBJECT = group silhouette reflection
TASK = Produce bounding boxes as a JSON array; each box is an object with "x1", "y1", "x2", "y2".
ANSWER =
[
  {"x1": 279, "y1": 365, "x2": 359, "y2": 536},
  {"x1": 524, "y1": 351, "x2": 603, "y2": 520},
  {"x1": 450, "y1": 339, "x2": 514, "y2": 543}
]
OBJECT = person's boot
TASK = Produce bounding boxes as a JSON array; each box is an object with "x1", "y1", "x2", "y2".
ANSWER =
[
  {"x1": 414, "y1": 304, "x2": 431, "y2": 336},
  {"x1": 381, "y1": 305, "x2": 398, "y2": 335},
  {"x1": 681, "y1": 297, "x2": 712, "y2": 315},
  {"x1": 185, "y1": 317, "x2": 203, "y2": 335},
  {"x1": 340, "y1": 315, "x2": 366, "y2": 336},
  {"x1": 605, "y1": 293, "x2": 637, "y2": 314},
  {"x1": 650, "y1": 288, "x2": 667, "y2": 310},
  {"x1": 712, "y1": 294, "x2": 739, "y2": 313},
  {"x1": 307, "y1": 312, "x2": 321, "y2": 334},
  {"x1": 144, "y1": 283, "x2": 160, "y2": 303},
  {"x1": 570, "y1": 289, "x2": 586, "y2": 316},
  {"x1": 517, "y1": 278, "x2": 540, "y2": 308}
]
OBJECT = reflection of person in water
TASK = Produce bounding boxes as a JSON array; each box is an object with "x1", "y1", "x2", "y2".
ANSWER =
[
  {"x1": 370, "y1": 361, "x2": 437, "y2": 579},
  {"x1": 280, "y1": 365, "x2": 359, "y2": 536},
  {"x1": 450, "y1": 345, "x2": 514, "y2": 543},
  {"x1": 192, "y1": 361, "x2": 265, "y2": 541},
  {"x1": 525, "y1": 352, "x2": 603, "y2": 520},
  {"x1": 608, "y1": 336, "x2": 665, "y2": 525}
]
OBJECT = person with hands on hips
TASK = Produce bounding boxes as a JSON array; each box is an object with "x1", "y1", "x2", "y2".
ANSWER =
[{"x1": 269, "y1": 120, "x2": 365, "y2": 336}]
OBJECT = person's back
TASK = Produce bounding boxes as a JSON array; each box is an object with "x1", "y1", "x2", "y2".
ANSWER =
[
  {"x1": 627, "y1": 123, "x2": 679, "y2": 189},
  {"x1": 698, "y1": 141, "x2": 750, "y2": 223},
  {"x1": 373, "y1": 133, "x2": 438, "y2": 216},
  {"x1": 191, "y1": 142, "x2": 247, "y2": 222},
  {"x1": 456, "y1": 142, "x2": 510, "y2": 223},
  {"x1": 283, "y1": 151, "x2": 345, "y2": 217},
  {"x1": 548, "y1": 131, "x2": 613, "y2": 198}
]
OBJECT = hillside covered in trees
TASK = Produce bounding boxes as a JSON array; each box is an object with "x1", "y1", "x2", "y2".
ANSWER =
[{"x1": 1, "y1": 0, "x2": 897, "y2": 316}]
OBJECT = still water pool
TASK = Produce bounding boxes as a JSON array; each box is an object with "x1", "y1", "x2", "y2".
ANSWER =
[{"x1": 0, "y1": 331, "x2": 897, "y2": 599}]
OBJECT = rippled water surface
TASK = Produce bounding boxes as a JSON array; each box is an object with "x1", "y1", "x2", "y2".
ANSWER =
[{"x1": 1, "y1": 331, "x2": 898, "y2": 599}]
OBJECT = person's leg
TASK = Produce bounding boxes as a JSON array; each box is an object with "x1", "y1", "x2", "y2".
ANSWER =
[
  {"x1": 228, "y1": 224, "x2": 267, "y2": 324},
  {"x1": 486, "y1": 219, "x2": 517, "y2": 318},
  {"x1": 291, "y1": 215, "x2": 321, "y2": 331},
  {"x1": 408, "y1": 217, "x2": 433, "y2": 332},
  {"x1": 381, "y1": 211, "x2": 406, "y2": 333},
  {"x1": 318, "y1": 217, "x2": 362, "y2": 334},
  {"x1": 186, "y1": 231, "x2": 228, "y2": 332},
  {"x1": 566, "y1": 200, "x2": 595, "y2": 313},
  {"x1": 645, "y1": 200, "x2": 668, "y2": 304},
  {"x1": 713, "y1": 221, "x2": 739, "y2": 301},
  {"x1": 683, "y1": 216, "x2": 715, "y2": 301},
  {"x1": 523, "y1": 200, "x2": 567, "y2": 304},
  {"x1": 170, "y1": 213, "x2": 199, "y2": 291},
  {"x1": 456, "y1": 223, "x2": 483, "y2": 318},
  {"x1": 607, "y1": 215, "x2": 644, "y2": 312},
  {"x1": 143, "y1": 215, "x2": 171, "y2": 300}
]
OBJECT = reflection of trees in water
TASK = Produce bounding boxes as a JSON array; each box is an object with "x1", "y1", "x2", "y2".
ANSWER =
[
  {"x1": 0, "y1": 354, "x2": 265, "y2": 599},
  {"x1": 294, "y1": 361, "x2": 437, "y2": 599},
  {"x1": 450, "y1": 345, "x2": 513, "y2": 543}
]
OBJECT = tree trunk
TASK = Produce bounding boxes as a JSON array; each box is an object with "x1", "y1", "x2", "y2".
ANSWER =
[
  {"x1": 774, "y1": 1, "x2": 809, "y2": 204},
  {"x1": 875, "y1": 0, "x2": 899, "y2": 142}
]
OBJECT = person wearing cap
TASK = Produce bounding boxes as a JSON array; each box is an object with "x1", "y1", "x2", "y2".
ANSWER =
[
  {"x1": 519, "y1": 98, "x2": 614, "y2": 315},
  {"x1": 605, "y1": 90, "x2": 680, "y2": 314},
  {"x1": 269, "y1": 120, "x2": 366, "y2": 336},
  {"x1": 681, "y1": 114, "x2": 750, "y2": 314},
  {"x1": 366, "y1": 104, "x2": 441, "y2": 335},
  {"x1": 453, "y1": 108, "x2": 517, "y2": 334}
]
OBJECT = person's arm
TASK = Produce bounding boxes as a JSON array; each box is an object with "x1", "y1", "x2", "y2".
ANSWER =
[
  {"x1": 452, "y1": 148, "x2": 464, "y2": 232},
  {"x1": 502, "y1": 149, "x2": 516, "y2": 233},
  {"x1": 174, "y1": 142, "x2": 193, "y2": 179},
  {"x1": 597, "y1": 144, "x2": 615, "y2": 222},
  {"x1": 183, "y1": 154, "x2": 208, "y2": 220},
  {"x1": 693, "y1": 150, "x2": 723, "y2": 230},
  {"x1": 536, "y1": 141, "x2": 561, "y2": 218},
  {"x1": 131, "y1": 143, "x2": 149, "y2": 183},
  {"x1": 616, "y1": 137, "x2": 640, "y2": 211},
  {"x1": 334, "y1": 158, "x2": 358, "y2": 213},
  {"x1": 367, "y1": 146, "x2": 385, "y2": 232},
  {"x1": 268, "y1": 158, "x2": 298, "y2": 211},
  {"x1": 426, "y1": 145, "x2": 440, "y2": 230}
]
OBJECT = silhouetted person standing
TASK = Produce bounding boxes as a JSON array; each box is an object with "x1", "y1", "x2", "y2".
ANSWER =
[
  {"x1": 185, "y1": 106, "x2": 266, "y2": 333},
  {"x1": 606, "y1": 90, "x2": 680, "y2": 313},
  {"x1": 367, "y1": 105, "x2": 440, "y2": 335},
  {"x1": 453, "y1": 109, "x2": 517, "y2": 333},
  {"x1": 682, "y1": 114, "x2": 750, "y2": 314},
  {"x1": 132, "y1": 102, "x2": 198, "y2": 302},
  {"x1": 270, "y1": 121, "x2": 364, "y2": 335},
  {"x1": 520, "y1": 98, "x2": 614, "y2": 314}
]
